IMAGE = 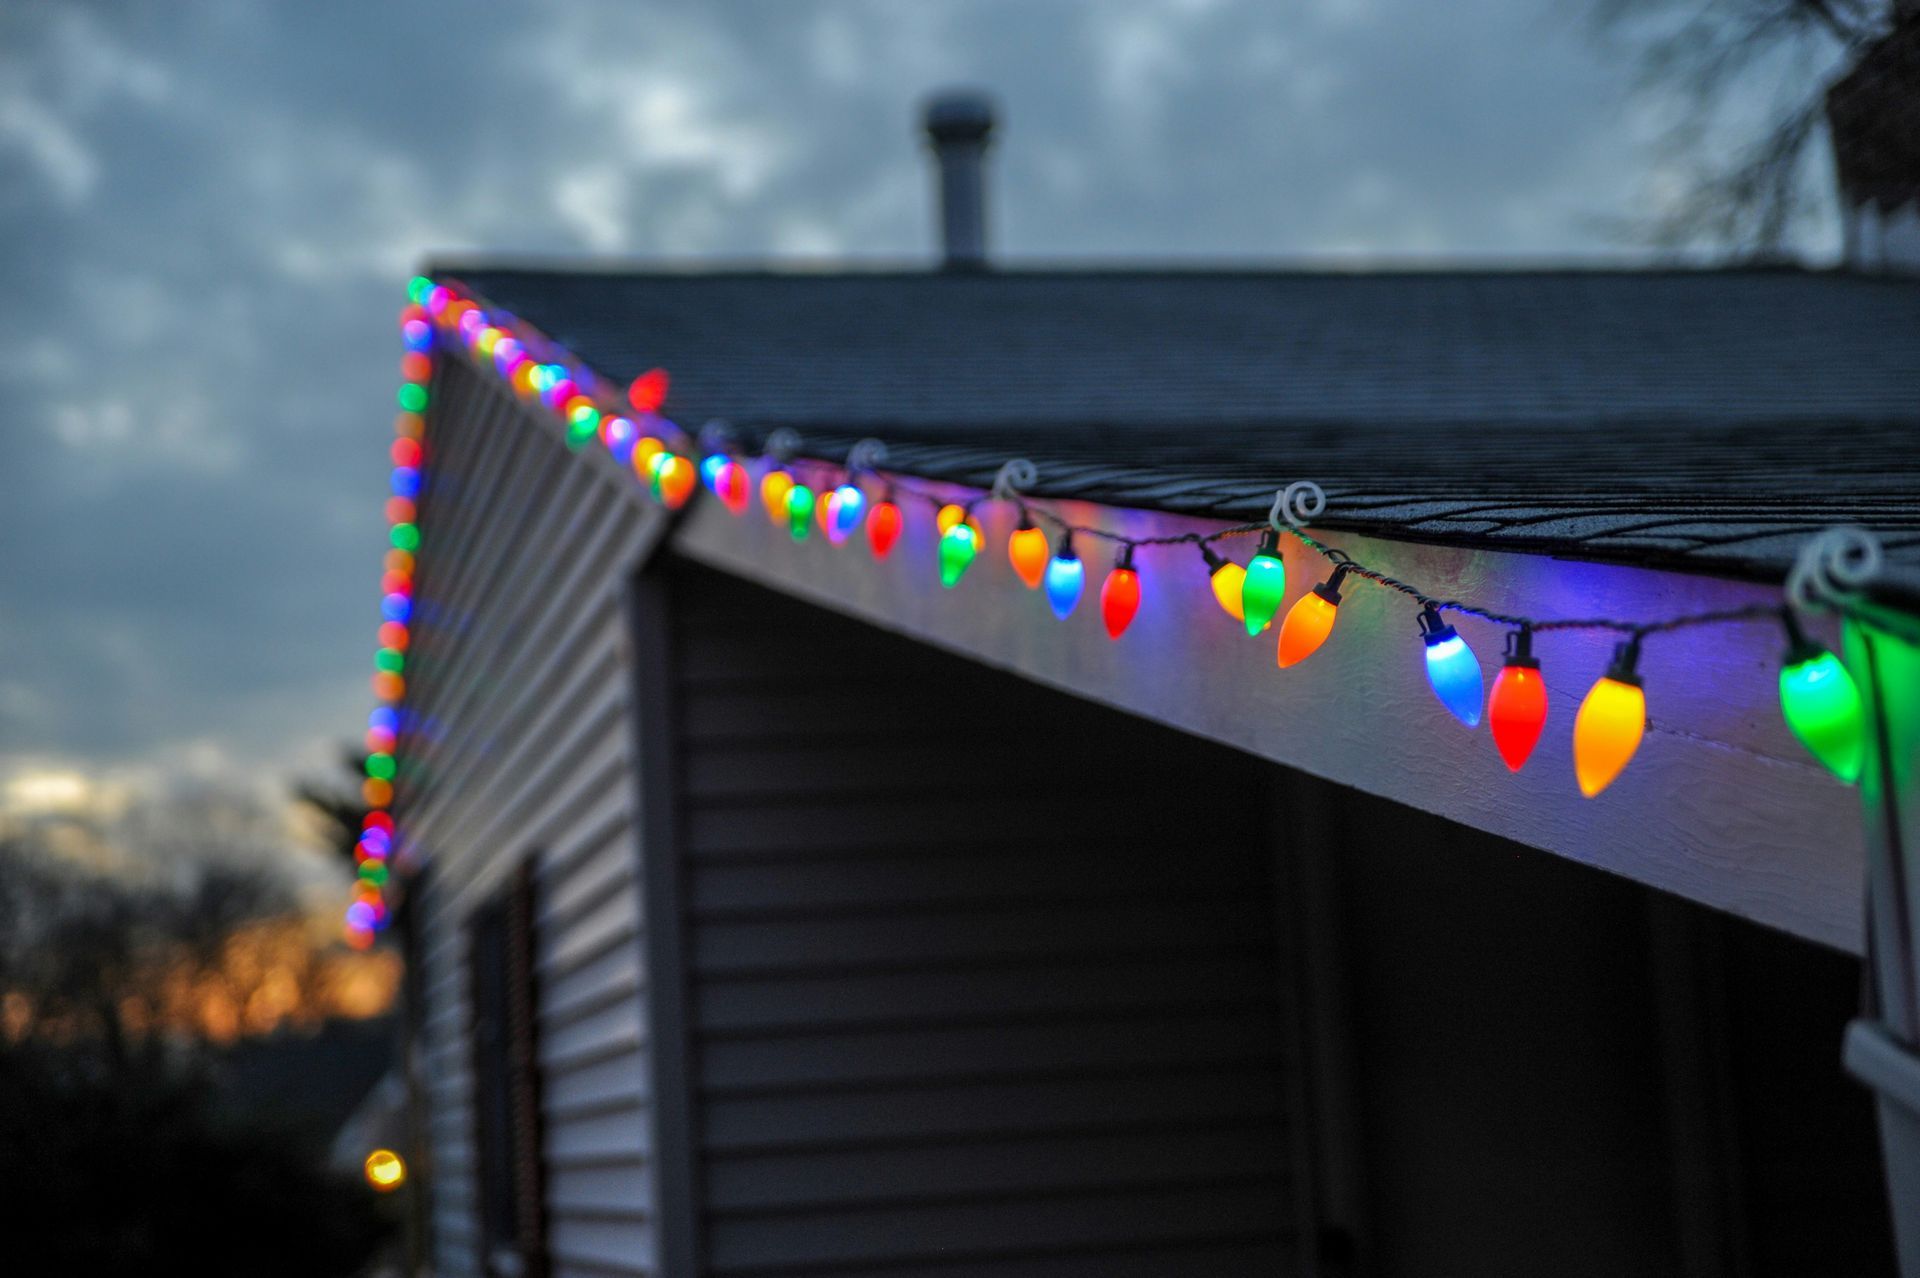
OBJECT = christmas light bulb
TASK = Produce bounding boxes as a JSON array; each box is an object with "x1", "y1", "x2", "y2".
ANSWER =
[
  {"x1": 1573, "y1": 639, "x2": 1646, "y2": 797},
  {"x1": 1488, "y1": 628, "x2": 1549, "y2": 771},
  {"x1": 1044, "y1": 535, "x2": 1084, "y2": 618},
  {"x1": 656, "y1": 455, "x2": 697, "y2": 509},
  {"x1": 939, "y1": 522, "x2": 978, "y2": 587},
  {"x1": 867, "y1": 500, "x2": 902, "y2": 558},
  {"x1": 1277, "y1": 567, "x2": 1347, "y2": 668},
  {"x1": 1101, "y1": 549, "x2": 1141, "y2": 639},
  {"x1": 633, "y1": 436, "x2": 665, "y2": 481},
  {"x1": 1779, "y1": 617, "x2": 1865, "y2": 783},
  {"x1": 785, "y1": 484, "x2": 815, "y2": 540},
  {"x1": 1009, "y1": 523, "x2": 1049, "y2": 589},
  {"x1": 1419, "y1": 605, "x2": 1484, "y2": 727},
  {"x1": 936, "y1": 503, "x2": 967, "y2": 536},
  {"x1": 715, "y1": 460, "x2": 751, "y2": 514},
  {"x1": 761, "y1": 469, "x2": 794, "y2": 523},
  {"x1": 700, "y1": 454, "x2": 727, "y2": 492},
  {"x1": 603, "y1": 416, "x2": 637, "y2": 463},
  {"x1": 629, "y1": 367, "x2": 669, "y2": 413},
  {"x1": 1200, "y1": 546, "x2": 1246, "y2": 622},
  {"x1": 828, "y1": 484, "x2": 865, "y2": 544},
  {"x1": 1240, "y1": 530, "x2": 1286, "y2": 636}
]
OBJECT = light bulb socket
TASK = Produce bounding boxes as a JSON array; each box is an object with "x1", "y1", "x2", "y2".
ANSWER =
[
  {"x1": 1779, "y1": 608, "x2": 1827, "y2": 668},
  {"x1": 1054, "y1": 530, "x2": 1077, "y2": 561},
  {"x1": 1255, "y1": 528, "x2": 1282, "y2": 558},
  {"x1": 1313, "y1": 565, "x2": 1350, "y2": 607},
  {"x1": 1417, "y1": 604, "x2": 1457, "y2": 647},
  {"x1": 1502, "y1": 626, "x2": 1539, "y2": 669},
  {"x1": 1015, "y1": 512, "x2": 1035, "y2": 532},
  {"x1": 1200, "y1": 543, "x2": 1229, "y2": 573},
  {"x1": 1116, "y1": 543, "x2": 1136, "y2": 572},
  {"x1": 1605, "y1": 635, "x2": 1644, "y2": 686}
]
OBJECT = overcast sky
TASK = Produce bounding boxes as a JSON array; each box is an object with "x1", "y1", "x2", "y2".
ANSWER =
[{"x1": 0, "y1": 0, "x2": 1842, "y2": 816}]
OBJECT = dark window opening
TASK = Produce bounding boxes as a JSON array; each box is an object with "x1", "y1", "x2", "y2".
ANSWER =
[{"x1": 469, "y1": 859, "x2": 548, "y2": 1278}]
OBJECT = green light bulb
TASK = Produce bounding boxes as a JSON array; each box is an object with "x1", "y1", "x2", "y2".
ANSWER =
[
  {"x1": 374, "y1": 648, "x2": 405, "y2": 673},
  {"x1": 939, "y1": 524, "x2": 979, "y2": 588},
  {"x1": 786, "y1": 485, "x2": 815, "y2": 541},
  {"x1": 1240, "y1": 531, "x2": 1286, "y2": 636},
  {"x1": 1780, "y1": 647, "x2": 1865, "y2": 783},
  {"x1": 407, "y1": 276, "x2": 433, "y2": 304}
]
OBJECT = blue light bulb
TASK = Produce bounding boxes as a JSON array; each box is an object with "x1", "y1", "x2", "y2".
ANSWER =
[
  {"x1": 828, "y1": 485, "x2": 866, "y2": 544},
  {"x1": 381, "y1": 593, "x2": 412, "y2": 623},
  {"x1": 1044, "y1": 543, "x2": 1085, "y2": 619},
  {"x1": 699, "y1": 454, "x2": 727, "y2": 492},
  {"x1": 390, "y1": 466, "x2": 421, "y2": 497},
  {"x1": 1419, "y1": 607, "x2": 1483, "y2": 727}
]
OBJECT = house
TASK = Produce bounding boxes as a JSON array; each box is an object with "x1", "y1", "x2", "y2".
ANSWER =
[{"x1": 359, "y1": 93, "x2": 1920, "y2": 1278}]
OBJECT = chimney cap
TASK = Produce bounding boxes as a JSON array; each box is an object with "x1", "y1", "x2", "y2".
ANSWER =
[{"x1": 923, "y1": 90, "x2": 996, "y2": 144}]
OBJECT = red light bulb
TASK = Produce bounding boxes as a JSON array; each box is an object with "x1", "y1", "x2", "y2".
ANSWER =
[
  {"x1": 867, "y1": 499, "x2": 902, "y2": 558},
  {"x1": 1488, "y1": 628, "x2": 1549, "y2": 772},
  {"x1": 714, "y1": 460, "x2": 751, "y2": 514},
  {"x1": 628, "y1": 367, "x2": 670, "y2": 413},
  {"x1": 1100, "y1": 547, "x2": 1141, "y2": 639}
]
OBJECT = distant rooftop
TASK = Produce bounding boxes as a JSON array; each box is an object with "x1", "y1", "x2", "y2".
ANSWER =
[{"x1": 433, "y1": 263, "x2": 1920, "y2": 602}]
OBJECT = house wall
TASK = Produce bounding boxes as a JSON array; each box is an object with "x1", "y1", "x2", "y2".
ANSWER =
[
  {"x1": 399, "y1": 360, "x2": 667, "y2": 1278},
  {"x1": 396, "y1": 357, "x2": 1895, "y2": 1272},
  {"x1": 647, "y1": 558, "x2": 1307, "y2": 1276}
]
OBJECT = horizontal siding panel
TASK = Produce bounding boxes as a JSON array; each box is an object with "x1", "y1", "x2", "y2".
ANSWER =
[
  {"x1": 546, "y1": 1104, "x2": 654, "y2": 1164},
  {"x1": 695, "y1": 955, "x2": 1278, "y2": 1036},
  {"x1": 683, "y1": 795, "x2": 1197, "y2": 859},
  {"x1": 546, "y1": 1216, "x2": 658, "y2": 1274},
  {"x1": 538, "y1": 879, "x2": 642, "y2": 976},
  {"x1": 703, "y1": 1066, "x2": 1288, "y2": 1154},
  {"x1": 548, "y1": 1162, "x2": 657, "y2": 1216},
  {"x1": 692, "y1": 896, "x2": 1277, "y2": 977},
  {"x1": 686, "y1": 849, "x2": 1260, "y2": 917},
  {"x1": 705, "y1": 1181, "x2": 1292, "y2": 1273},
  {"x1": 542, "y1": 939, "x2": 645, "y2": 1028},
  {"x1": 736, "y1": 1238, "x2": 1292, "y2": 1278},
  {"x1": 540, "y1": 1000, "x2": 646, "y2": 1072},
  {"x1": 705, "y1": 1123, "x2": 1289, "y2": 1213}
]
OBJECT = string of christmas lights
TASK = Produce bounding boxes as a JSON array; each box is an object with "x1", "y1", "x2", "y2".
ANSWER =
[{"x1": 357, "y1": 275, "x2": 1893, "y2": 938}]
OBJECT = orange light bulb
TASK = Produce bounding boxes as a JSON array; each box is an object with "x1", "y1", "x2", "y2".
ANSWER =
[
  {"x1": 1573, "y1": 640, "x2": 1646, "y2": 797},
  {"x1": 1008, "y1": 523, "x2": 1049, "y2": 589},
  {"x1": 1277, "y1": 568, "x2": 1347, "y2": 668}
]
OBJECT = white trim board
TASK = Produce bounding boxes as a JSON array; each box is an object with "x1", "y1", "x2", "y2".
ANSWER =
[{"x1": 668, "y1": 487, "x2": 1862, "y2": 953}]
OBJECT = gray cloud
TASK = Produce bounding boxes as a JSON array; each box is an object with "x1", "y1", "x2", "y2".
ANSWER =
[{"x1": 0, "y1": 0, "x2": 1835, "y2": 792}]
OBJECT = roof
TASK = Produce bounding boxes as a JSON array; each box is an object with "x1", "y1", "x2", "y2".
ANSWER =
[{"x1": 434, "y1": 264, "x2": 1920, "y2": 603}]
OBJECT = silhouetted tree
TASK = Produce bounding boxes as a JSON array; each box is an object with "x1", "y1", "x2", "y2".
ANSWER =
[{"x1": 1594, "y1": 0, "x2": 1892, "y2": 252}]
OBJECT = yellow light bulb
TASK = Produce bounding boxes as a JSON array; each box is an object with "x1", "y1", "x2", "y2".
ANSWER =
[
  {"x1": 760, "y1": 469, "x2": 794, "y2": 523},
  {"x1": 1573, "y1": 649, "x2": 1647, "y2": 797},
  {"x1": 1210, "y1": 562, "x2": 1246, "y2": 621}
]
